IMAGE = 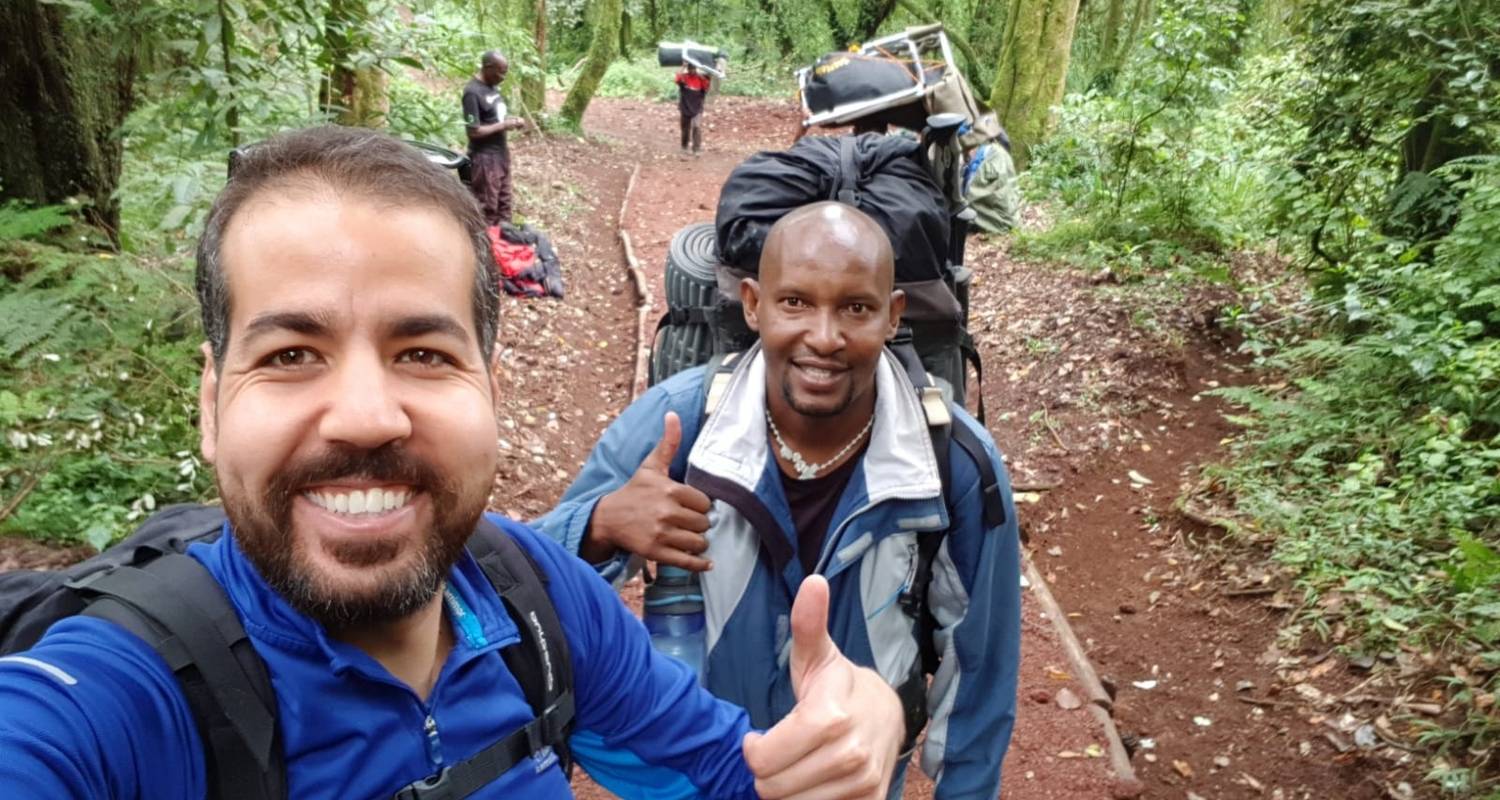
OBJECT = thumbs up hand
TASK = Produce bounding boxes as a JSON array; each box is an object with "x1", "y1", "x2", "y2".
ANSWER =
[
  {"x1": 583, "y1": 411, "x2": 715, "y2": 571},
  {"x1": 741, "y1": 576, "x2": 905, "y2": 799}
]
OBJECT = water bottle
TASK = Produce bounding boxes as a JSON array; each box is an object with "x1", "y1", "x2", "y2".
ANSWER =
[{"x1": 643, "y1": 565, "x2": 706, "y2": 681}]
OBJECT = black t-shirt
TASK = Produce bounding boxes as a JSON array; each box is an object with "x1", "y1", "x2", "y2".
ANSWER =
[
  {"x1": 461, "y1": 78, "x2": 508, "y2": 155},
  {"x1": 781, "y1": 440, "x2": 869, "y2": 577}
]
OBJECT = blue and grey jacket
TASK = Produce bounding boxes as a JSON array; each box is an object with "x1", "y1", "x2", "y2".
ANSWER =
[
  {"x1": 538, "y1": 348, "x2": 1022, "y2": 798},
  {"x1": 0, "y1": 514, "x2": 757, "y2": 798}
]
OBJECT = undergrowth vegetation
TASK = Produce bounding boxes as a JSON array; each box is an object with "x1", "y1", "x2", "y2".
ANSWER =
[
  {"x1": 1023, "y1": 0, "x2": 1500, "y2": 791},
  {"x1": 0, "y1": 206, "x2": 210, "y2": 548}
]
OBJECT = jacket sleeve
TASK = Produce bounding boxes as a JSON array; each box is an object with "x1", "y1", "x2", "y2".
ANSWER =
[
  {"x1": 532, "y1": 375, "x2": 704, "y2": 581},
  {"x1": 920, "y1": 419, "x2": 1022, "y2": 799},
  {"x1": 508, "y1": 523, "x2": 758, "y2": 799},
  {"x1": 0, "y1": 618, "x2": 206, "y2": 799}
]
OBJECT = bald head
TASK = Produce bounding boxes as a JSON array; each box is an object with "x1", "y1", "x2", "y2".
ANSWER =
[
  {"x1": 742, "y1": 201, "x2": 905, "y2": 421},
  {"x1": 480, "y1": 52, "x2": 508, "y2": 86},
  {"x1": 759, "y1": 202, "x2": 895, "y2": 293}
]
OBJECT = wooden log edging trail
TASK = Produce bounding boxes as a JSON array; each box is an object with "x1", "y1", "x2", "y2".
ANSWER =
[
  {"x1": 618, "y1": 162, "x2": 653, "y2": 401},
  {"x1": 1024, "y1": 554, "x2": 1144, "y2": 797}
]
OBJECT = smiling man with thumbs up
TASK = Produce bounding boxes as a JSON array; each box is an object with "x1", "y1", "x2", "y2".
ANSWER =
[{"x1": 539, "y1": 202, "x2": 1022, "y2": 798}]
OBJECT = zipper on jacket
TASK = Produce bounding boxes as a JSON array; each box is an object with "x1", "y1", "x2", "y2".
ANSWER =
[{"x1": 423, "y1": 711, "x2": 444, "y2": 767}]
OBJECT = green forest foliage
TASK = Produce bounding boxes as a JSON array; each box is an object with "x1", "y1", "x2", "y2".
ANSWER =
[{"x1": 1019, "y1": 0, "x2": 1499, "y2": 789}]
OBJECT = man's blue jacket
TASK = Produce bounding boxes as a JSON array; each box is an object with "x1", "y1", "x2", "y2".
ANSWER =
[
  {"x1": 0, "y1": 514, "x2": 757, "y2": 798},
  {"x1": 536, "y1": 348, "x2": 1022, "y2": 799}
]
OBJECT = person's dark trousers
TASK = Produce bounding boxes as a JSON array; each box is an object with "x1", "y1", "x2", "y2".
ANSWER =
[
  {"x1": 469, "y1": 148, "x2": 513, "y2": 226},
  {"x1": 679, "y1": 112, "x2": 703, "y2": 153}
]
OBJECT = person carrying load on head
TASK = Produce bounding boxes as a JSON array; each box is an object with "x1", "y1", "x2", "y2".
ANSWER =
[{"x1": 676, "y1": 62, "x2": 711, "y2": 155}]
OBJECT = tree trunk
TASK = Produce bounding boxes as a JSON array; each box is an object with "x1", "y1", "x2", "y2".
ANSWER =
[
  {"x1": 0, "y1": 0, "x2": 139, "y2": 237},
  {"x1": 347, "y1": 67, "x2": 389, "y2": 127},
  {"x1": 517, "y1": 0, "x2": 548, "y2": 118},
  {"x1": 560, "y1": 0, "x2": 623, "y2": 128},
  {"x1": 988, "y1": 0, "x2": 1082, "y2": 167},
  {"x1": 1100, "y1": 0, "x2": 1124, "y2": 68},
  {"x1": 321, "y1": 0, "x2": 388, "y2": 127},
  {"x1": 856, "y1": 0, "x2": 900, "y2": 42},
  {"x1": 215, "y1": 0, "x2": 241, "y2": 145},
  {"x1": 1118, "y1": 0, "x2": 1150, "y2": 67},
  {"x1": 647, "y1": 0, "x2": 661, "y2": 41},
  {"x1": 619, "y1": 8, "x2": 632, "y2": 57}
]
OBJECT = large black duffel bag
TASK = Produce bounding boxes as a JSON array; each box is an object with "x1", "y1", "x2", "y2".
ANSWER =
[{"x1": 716, "y1": 134, "x2": 949, "y2": 282}]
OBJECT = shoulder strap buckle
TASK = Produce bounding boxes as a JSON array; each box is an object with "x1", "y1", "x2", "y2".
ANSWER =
[{"x1": 920, "y1": 385, "x2": 951, "y2": 428}]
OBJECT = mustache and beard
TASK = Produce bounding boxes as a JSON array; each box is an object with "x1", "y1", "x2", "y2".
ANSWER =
[
  {"x1": 221, "y1": 443, "x2": 487, "y2": 630},
  {"x1": 781, "y1": 359, "x2": 857, "y2": 418}
]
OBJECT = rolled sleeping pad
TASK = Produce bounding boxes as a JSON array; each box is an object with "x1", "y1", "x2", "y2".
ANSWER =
[
  {"x1": 651, "y1": 223, "x2": 751, "y2": 385},
  {"x1": 658, "y1": 42, "x2": 726, "y2": 77}
]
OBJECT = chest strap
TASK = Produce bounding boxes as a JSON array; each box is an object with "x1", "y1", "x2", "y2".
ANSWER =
[
  {"x1": 393, "y1": 521, "x2": 576, "y2": 799},
  {"x1": 392, "y1": 691, "x2": 575, "y2": 800}
]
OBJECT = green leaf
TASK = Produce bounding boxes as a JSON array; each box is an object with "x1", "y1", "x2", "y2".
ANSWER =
[
  {"x1": 83, "y1": 523, "x2": 114, "y2": 553},
  {"x1": 159, "y1": 204, "x2": 192, "y2": 231}
]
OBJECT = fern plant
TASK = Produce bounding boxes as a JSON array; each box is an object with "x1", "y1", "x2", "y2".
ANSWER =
[
  {"x1": 0, "y1": 291, "x2": 76, "y2": 362},
  {"x1": 0, "y1": 202, "x2": 73, "y2": 242}
]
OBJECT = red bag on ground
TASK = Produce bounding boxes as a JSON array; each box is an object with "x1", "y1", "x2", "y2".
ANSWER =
[{"x1": 488, "y1": 224, "x2": 565, "y2": 299}]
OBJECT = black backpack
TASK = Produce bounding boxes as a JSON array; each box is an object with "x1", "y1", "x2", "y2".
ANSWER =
[
  {"x1": 0, "y1": 505, "x2": 575, "y2": 800},
  {"x1": 653, "y1": 134, "x2": 985, "y2": 418},
  {"x1": 698, "y1": 337, "x2": 1005, "y2": 755}
]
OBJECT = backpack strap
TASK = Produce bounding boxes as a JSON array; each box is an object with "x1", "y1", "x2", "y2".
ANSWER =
[
  {"x1": 70, "y1": 552, "x2": 284, "y2": 800},
  {"x1": 393, "y1": 521, "x2": 577, "y2": 800},
  {"x1": 833, "y1": 136, "x2": 862, "y2": 206},
  {"x1": 958, "y1": 329, "x2": 987, "y2": 426},
  {"x1": 887, "y1": 336, "x2": 1006, "y2": 667}
]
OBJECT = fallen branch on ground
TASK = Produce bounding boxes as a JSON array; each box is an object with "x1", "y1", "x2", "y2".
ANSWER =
[
  {"x1": 1022, "y1": 555, "x2": 1140, "y2": 789},
  {"x1": 0, "y1": 475, "x2": 39, "y2": 525},
  {"x1": 618, "y1": 162, "x2": 654, "y2": 401},
  {"x1": 1236, "y1": 694, "x2": 1301, "y2": 709},
  {"x1": 1221, "y1": 585, "x2": 1279, "y2": 598}
]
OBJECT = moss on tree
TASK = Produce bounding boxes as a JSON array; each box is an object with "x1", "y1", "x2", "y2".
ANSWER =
[
  {"x1": 0, "y1": 0, "x2": 141, "y2": 236},
  {"x1": 988, "y1": 0, "x2": 1082, "y2": 167},
  {"x1": 560, "y1": 0, "x2": 624, "y2": 128}
]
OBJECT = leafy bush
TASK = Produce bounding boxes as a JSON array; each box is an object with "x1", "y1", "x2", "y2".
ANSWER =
[
  {"x1": 593, "y1": 55, "x2": 680, "y2": 101},
  {"x1": 0, "y1": 209, "x2": 210, "y2": 549},
  {"x1": 1210, "y1": 156, "x2": 1500, "y2": 792},
  {"x1": 1018, "y1": 0, "x2": 1273, "y2": 276},
  {"x1": 1024, "y1": 0, "x2": 1500, "y2": 787}
]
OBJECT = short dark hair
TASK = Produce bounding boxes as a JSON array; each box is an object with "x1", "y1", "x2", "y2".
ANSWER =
[{"x1": 195, "y1": 125, "x2": 500, "y2": 366}]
